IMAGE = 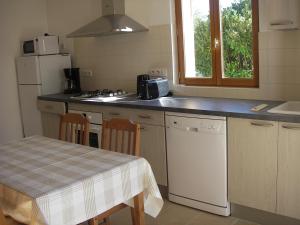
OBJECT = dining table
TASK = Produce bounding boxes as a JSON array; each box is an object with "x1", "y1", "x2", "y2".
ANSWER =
[{"x1": 0, "y1": 135, "x2": 164, "y2": 225}]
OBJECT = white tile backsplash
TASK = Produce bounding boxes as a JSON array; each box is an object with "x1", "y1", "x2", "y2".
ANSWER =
[
  {"x1": 74, "y1": 25, "x2": 174, "y2": 92},
  {"x1": 73, "y1": 24, "x2": 300, "y2": 101},
  {"x1": 171, "y1": 30, "x2": 300, "y2": 100}
]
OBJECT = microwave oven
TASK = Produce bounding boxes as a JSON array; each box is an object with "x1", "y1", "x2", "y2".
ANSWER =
[{"x1": 22, "y1": 35, "x2": 60, "y2": 56}]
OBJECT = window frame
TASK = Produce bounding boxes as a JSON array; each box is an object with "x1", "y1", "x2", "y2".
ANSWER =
[{"x1": 175, "y1": 0, "x2": 259, "y2": 87}]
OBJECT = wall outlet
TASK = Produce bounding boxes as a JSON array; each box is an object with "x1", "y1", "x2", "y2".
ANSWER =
[
  {"x1": 149, "y1": 68, "x2": 168, "y2": 77},
  {"x1": 80, "y1": 69, "x2": 93, "y2": 77}
]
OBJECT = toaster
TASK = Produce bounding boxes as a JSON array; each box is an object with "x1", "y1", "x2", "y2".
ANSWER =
[{"x1": 137, "y1": 76, "x2": 169, "y2": 100}]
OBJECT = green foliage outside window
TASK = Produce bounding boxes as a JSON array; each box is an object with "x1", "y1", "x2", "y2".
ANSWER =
[{"x1": 194, "y1": 0, "x2": 253, "y2": 78}]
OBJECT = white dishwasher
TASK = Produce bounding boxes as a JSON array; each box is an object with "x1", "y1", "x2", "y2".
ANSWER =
[{"x1": 166, "y1": 112, "x2": 230, "y2": 216}]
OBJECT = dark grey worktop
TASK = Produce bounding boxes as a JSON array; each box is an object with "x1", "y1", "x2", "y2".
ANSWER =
[{"x1": 38, "y1": 93, "x2": 300, "y2": 123}]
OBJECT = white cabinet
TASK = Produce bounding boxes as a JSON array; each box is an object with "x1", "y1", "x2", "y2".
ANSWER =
[
  {"x1": 277, "y1": 122, "x2": 300, "y2": 220},
  {"x1": 37, "y1": 100, "x2": 66, "y2": 139},
  {"x1": 228, "y1": 118, "x2": 278, "y2": 213},
  {"x1": 264, "y1": 0, "x2": 300, "y2": 30}
]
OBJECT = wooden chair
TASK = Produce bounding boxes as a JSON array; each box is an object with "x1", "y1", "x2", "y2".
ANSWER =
[
  {"x1": 59, "y1": 113, "x2": 90, "y2": 145},
  {"x1": 89, "y1": 118, "x2": 141, "y2": 225},
  {"x1": 0, "y1": 209, "x2": 21, "y2": 225},
  {"x1": 101, "y1": 118, "x2": 141, "y2": 156}
]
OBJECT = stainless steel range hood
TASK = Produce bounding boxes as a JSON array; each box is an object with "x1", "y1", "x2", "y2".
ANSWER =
[{"x1": 67, "y1": 0, "x2": 148, "y2": 38}]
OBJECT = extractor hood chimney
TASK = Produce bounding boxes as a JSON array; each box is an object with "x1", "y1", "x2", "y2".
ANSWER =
[{"x1": 67, "y1": 0, "x2": 149, "y2": 38}]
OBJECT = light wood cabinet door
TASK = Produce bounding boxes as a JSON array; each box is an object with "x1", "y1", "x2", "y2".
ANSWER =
[
  {"x1": 228, "y1": 118, "x2": 278, "y2": 213},
  {"x1": 38, "y1": 100, "x2": 66, "y2": 139},
  {"x1": 140, "y1": 124, "x2": 167, "y2": 186},
  {"x1": 277, "y1": 122, "x2": 300, "y2": 219}
]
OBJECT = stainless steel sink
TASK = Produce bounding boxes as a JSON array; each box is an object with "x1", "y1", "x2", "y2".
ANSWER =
[{"x1": 268, "y1": 101, "x2": 300, "y2": 115}]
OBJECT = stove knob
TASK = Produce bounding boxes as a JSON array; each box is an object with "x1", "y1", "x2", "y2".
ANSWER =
[{"x1": 109, "y1": 93, "x2": 114, "y2": 97}]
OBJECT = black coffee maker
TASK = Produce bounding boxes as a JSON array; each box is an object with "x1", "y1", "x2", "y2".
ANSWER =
[{"x1": 64, "y1": 68, "x2": 81, "y2": 94}]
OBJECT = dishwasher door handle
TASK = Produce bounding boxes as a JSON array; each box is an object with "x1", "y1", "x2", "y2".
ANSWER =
[
  {"x1": 186, "y1": 127, "x2": 199, "y2": 132},
  {"x1": 167, "y1": 126, "x2": 199, "y2": 132}
]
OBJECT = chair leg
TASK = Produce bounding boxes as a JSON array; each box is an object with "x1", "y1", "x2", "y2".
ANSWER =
[
  {"x1": 0, "y1": 209, "x2": 8, "y2": 225},
  {"x1": 88, "y1": 218, "x2": 98, "y2": 225},
  {"x1": 131, "y1": 207, "x2": 136, "y2": 225},
  {"x1": 103, "y1": 217, "x2": 111, "y2": 225},
  {"x1": 132, "y1": 192, "x2": 145, "y2": 225}
]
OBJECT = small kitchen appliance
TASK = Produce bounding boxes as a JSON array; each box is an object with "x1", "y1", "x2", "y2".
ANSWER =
[
  {"x1": 64, "y1": 68, "x2": 81, "y2": 94},
  {"x1": 137, "y1": 74, "x2": 150, "y2": 97},
  {"x1": 22, "y1": 34, "x2": 59, "y2": 56},
  {"x1": 137, "y1": 75, "x2": 169, "y2": 100}
]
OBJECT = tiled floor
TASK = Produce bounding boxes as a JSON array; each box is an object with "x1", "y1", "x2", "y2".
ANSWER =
[{"x1": 107, "y1": 200, "x2": 261, "y2": 225}]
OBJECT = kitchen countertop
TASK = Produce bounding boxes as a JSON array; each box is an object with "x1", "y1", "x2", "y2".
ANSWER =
[{"x1": 38, "y1": 93, "x2": 300, "y2": 123}]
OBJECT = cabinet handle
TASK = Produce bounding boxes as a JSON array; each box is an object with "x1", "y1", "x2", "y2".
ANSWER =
[
  {"x1": 140, "y1": 126, "x2": 146, "y2": 131},
  {"x1": 250, "y1": 121, "x2": 274, "y2": 127},
  {"x1": 138, "y1": 115, "x2": 152, "y2": 119},
  {"x1": 282, "y1": 125, "x2": 300, "y2": 130},
  {"x1": 270, "y1": 20, "x2": 294, "y2": 26},
  {"x1": 109, "y1": 112, "x2": 121, "y2": 116}
]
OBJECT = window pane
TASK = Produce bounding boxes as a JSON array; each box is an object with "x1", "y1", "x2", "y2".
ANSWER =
[
  {"x1": 183, "y1": 0, "x2": 212, "y2": 78},
  {"x1": 192, "y1": 0, "x2": 212, "y2": 78},
  {"x1": 220, "y1": 0, "x2": 253, "y2": 79}
]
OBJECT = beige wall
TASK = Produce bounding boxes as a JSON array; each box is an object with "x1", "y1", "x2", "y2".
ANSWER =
[
  {"x1": 73, "y1": 24, "x2": 172, "y2": 91},
  {"x1": 46, "y1": 0, "x2": 300, "y2": 101},
  {"x1": 46, "y1": 0, "x2": 102, "y2": 55},
  {"x1": 0, "y1": 0, "x2": 48, "y2": 143},
  {"x1": 46, "y1": 0, "x2": 173, "y2": 91}
]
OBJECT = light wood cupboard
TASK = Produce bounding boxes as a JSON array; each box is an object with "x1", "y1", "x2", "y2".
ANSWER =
[
  {"x1": 38, "y1": 100, "x2": 66, "y2": 139},
  {"x1": 140, "y1": 124, "x2": 167, "y2": 186},
  {"x1": 102, "y1": 106, "x2": 164, "y2": 126},
  {"x1": 104, "y1": 107, "x2": 167, "y2": 186},
  {"x1": 228, "y1": 118, "x2": 278, "y2": 213},
  {"x1": 264, "y1": 0, "x2": 300, "y2": 30},
  {"x1": 277, "y1": 122, "x2": 300, "y2": 220}
]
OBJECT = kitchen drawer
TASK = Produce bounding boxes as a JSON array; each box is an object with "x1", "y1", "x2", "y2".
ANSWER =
[
  {"x1": 102, "y1": 107, "x2": 131, "y2": 120},
  {"x1": 103, "y1": 107, "x2": 164, "y2": 126},
  {"x1": 68, "y1": 103, "x2": 105, "y2": 113},
  {"x1": 140, "y1": 124, "x2": 167, "y2": 186},
  {"x1": 130, "y1": 109, "x2": 164, "y2": 126},
  {"x1": 37, "y1": 100, "x2": 66, "y2": 115}
]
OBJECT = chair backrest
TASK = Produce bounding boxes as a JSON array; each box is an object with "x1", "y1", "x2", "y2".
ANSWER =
[
  {"x1": 0, "y1": 209, "x2": 8, "y2": 225},
  {"x1": 101, "y1": 118, "x2": 140, "y2": 156},
  {"x1": 59, "y1": 113, "x2": 90, "y2": 145}
]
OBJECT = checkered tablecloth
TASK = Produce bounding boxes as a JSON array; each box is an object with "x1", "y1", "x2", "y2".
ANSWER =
[{"x1": 0, "y1": 136, "x2": 163, "y2": 225}]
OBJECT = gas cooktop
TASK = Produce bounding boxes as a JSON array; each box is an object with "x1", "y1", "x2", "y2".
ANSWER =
[{"x1": 71, "y1": 89, "x2": 132, "y2": 101}]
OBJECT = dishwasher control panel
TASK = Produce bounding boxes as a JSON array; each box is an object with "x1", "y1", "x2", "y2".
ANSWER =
[{"x1": 165, "y1": 113, "x2": 226, "y2": 135}]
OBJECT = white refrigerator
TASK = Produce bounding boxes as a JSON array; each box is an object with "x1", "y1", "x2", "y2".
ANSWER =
[{"x1": 16, "y1": 54, "x2": 71, "y2": 137}]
